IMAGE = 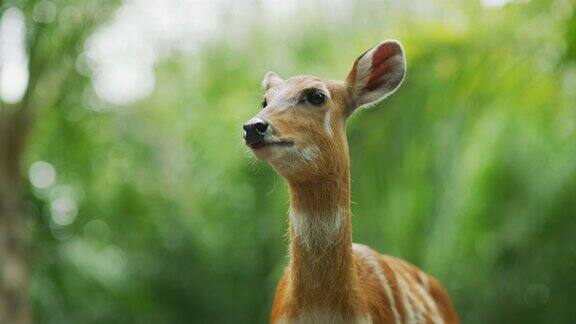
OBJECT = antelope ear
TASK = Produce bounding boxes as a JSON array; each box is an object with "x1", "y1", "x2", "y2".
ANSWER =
[
  {"x1": 262, "y1": 71, "x2": 284, "y2": 90},
  {"x1": 345, "y1": 40, "x2": 406, "y2": 113}
]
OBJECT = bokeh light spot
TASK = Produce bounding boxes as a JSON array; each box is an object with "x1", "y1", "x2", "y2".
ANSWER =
[{"x1": 29, "y1": 161, "x2": 57, "y2": 189}]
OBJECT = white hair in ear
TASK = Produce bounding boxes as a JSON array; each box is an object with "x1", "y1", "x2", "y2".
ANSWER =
[
  {"x1": 262, "y1": 71, "x2": 284, "y2": 90},
  {"x1": 346, "y1": 40, "x2": 406, "y2": 111}
]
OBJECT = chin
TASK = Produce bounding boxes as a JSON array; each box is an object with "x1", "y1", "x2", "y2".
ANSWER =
[
  {"x1": 250, "y1": 144, "x2": 283, "y2": 161},
  {"x1": 256, "y1": 145, "x2": 322, "y2": 177}
]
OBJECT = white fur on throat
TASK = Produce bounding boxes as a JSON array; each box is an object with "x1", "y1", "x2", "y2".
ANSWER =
[
  {"x1": 271, "y1": 145, "x2": 319, "y2": 175},
  {"x1": 300, "y1": 146, "x2": 319, "y2": 162},
  {"x1": 289, "y1": 208, "x2": 346, "y2": 250}
]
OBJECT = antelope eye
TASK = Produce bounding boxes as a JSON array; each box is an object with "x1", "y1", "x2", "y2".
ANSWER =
[
  {"x1": 261, "y1": 98, "x2": 267, "y2": 109},
  {"x1": 306, "y1": 90, "x2": 325, "y2": 106}
]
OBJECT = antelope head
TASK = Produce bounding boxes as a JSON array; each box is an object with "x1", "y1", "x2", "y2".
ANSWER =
[{"x1": 243, "y1": 40, "x2": 406, "y2": 182}]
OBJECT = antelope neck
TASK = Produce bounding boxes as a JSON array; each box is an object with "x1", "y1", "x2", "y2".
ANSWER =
[{"x1": 286, "y1": 167, "x2": 361, "y2": 314}]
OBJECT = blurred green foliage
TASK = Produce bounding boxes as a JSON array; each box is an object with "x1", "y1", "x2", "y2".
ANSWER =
[{"x1": 6, "y1": 0, "x2": 576, "y2": 323}]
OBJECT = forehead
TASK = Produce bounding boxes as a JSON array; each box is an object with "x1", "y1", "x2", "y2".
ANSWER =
[{"x1": 266, "y1": 75, "x2": 333, "y2": 99}]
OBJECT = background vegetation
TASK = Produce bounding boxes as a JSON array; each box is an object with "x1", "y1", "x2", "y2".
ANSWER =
[{"x1": 1, "y1": 0, "x2": 576, "y2": 323}]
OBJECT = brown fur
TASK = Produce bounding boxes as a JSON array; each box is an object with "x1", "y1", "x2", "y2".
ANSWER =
[{"x1": 247, "y1": 42, "x2": 459, "y2": 323}]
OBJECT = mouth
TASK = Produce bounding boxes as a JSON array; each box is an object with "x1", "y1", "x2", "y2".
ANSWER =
[{"x1": 248, "y1": 140, "x2": 294, "y2": 150}]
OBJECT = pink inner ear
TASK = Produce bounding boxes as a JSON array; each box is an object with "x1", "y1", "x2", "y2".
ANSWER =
[{"x1": 364, "y1": 44, "x2": 398, "y2": 91}]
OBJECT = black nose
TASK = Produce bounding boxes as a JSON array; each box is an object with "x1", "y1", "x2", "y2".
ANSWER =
[{"x1": 243, "y1": 119, "x2": 269, "y2": 146}]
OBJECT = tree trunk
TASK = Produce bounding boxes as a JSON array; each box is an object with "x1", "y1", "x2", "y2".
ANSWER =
[{"x1": 0, "y1": 107, "x2": 32, "y2": 324}]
